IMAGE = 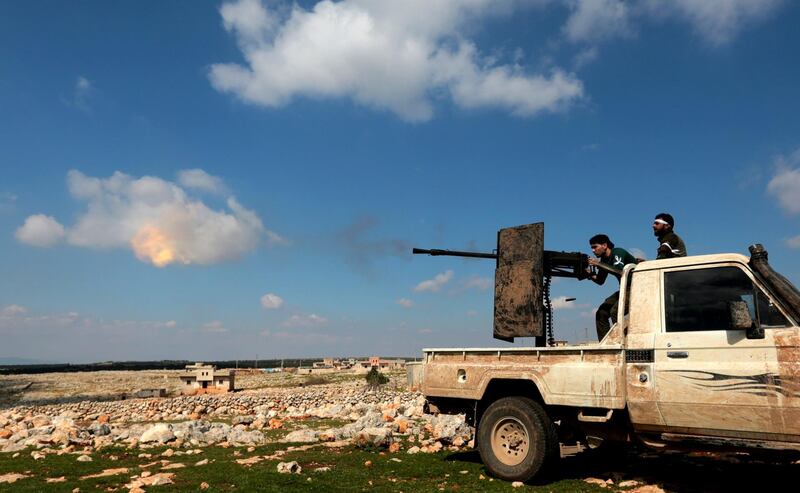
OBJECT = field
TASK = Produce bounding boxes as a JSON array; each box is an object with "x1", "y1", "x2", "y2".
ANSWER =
[{"x1": 1, "y1": 370, "x2": 797, "y2": 492}]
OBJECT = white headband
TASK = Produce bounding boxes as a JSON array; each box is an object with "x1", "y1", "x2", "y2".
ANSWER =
[{"x1": 654, "y1": 218, "x2": 670, "y2": 226}]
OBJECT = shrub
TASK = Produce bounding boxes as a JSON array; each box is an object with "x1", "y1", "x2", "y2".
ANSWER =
[{"x1": 365, "y1": 367, "x2": 389, "y2": 389}]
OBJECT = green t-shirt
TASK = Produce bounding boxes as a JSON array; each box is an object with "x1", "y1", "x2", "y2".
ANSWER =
[{"x1": 598, "y1": 247, "x2": 637, "y2": 283}]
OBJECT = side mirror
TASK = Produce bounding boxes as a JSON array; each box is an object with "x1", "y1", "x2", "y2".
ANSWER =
[{"x1": 728, "y1": 300, "x2": 764, "y2": 339}]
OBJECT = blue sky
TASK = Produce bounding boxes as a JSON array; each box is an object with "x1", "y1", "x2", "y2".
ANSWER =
[{"x1": 1, "y1": 0, "x2": 799, "y2": 363}]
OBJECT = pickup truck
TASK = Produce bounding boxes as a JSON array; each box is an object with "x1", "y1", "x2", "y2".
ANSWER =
[{"x1": 422, "y1": 244, "x2": 800, "y2": 481}]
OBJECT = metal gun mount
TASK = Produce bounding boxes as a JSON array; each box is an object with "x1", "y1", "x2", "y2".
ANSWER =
[{"x1": 413, "y1": 222, "x2": 610, "y2": 347}]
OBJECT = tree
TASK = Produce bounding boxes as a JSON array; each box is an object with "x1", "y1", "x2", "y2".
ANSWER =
[{"x1": 365, "y1": 366, "x2": 389, "y2": 389}]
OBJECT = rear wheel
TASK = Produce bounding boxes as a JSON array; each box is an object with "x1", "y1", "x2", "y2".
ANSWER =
[{"x1": 477, "y1": 396, "x2": 558, "y2": 482}]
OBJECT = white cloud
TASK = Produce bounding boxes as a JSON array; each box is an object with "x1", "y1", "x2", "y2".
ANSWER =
[
  {"x1": 551, "y1": 296, "x2": 577, "y2": 310},
  {"x1": 16, "y1": 170, "x2": 284, "y2": 267},
  {"x1": 261, "y1": 293, "x2": 285, "y2": 309},
  {"x1": 787, "y1": 236, "x2": 800, "y2": 249},
  {"x1": 564, "y1": 0, "x2": 633, "y2": 43},
  {"x1": 462, "y1": 276, "x2": 492, "y2": 291},
  {"x1": 564, "y1": 0, "x2": 784, "y2": 48},
  {"x1": 281, "y1": 313, "x2": 328, "y2": 328},
  {"x1": 414, "y1": 270, "x2": 454, "y2": 292},
  {"x1": 767, "y1": 150, "x2": 800, "y2": 215},
  {"x1": 209, "y1": 0, "x2": 583, "y2": 122},
  {"x1": 644, "y1": 0, "x2": 784, "y2": 47},
  {"x1": 177, "y1": 169, "x2": 229, "y2": 195},
  {"x1": 396, "y1": 298, "x2": 414, "y2": 308},
  {"x1": 15, "y1": 214, "x2": 66, "y2": 247},
  {"x1": 1, "y1": 305, "x2": 28, "y2": 317},
  {"x1": 201, "y1": 320, "x2": 228, "y2": 333},
  {"x1": 466, "y1": 310, "x2": 479, "y2": 317}
]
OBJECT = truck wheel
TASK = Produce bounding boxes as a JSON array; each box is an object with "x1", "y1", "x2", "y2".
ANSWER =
[{"x1": 477, "y1": 396, "x2": 558, "y2": 482}]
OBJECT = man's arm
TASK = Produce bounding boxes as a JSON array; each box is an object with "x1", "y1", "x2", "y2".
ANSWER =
[{"x1": 587, "y1": 258, "x2": 609, "y2": 285}]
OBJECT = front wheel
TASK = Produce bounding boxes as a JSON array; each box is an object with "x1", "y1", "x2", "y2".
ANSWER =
[{"x1": 477, "y1": 396, "x2": 559, "y2": 482}]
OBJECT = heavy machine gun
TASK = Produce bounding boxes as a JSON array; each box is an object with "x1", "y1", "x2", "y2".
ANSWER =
[{"x1": 413, "y1": 222, "x2": 620, "y2": 346}]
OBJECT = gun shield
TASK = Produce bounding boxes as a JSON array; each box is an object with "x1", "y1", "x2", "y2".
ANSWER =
[{"x1": 493, "y1": 222, "x2": 544, "y2": 341}]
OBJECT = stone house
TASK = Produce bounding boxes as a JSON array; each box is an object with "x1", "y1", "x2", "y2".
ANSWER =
[
  {"x1": 355, "y1": 356, "x2": 406, "y2": 373},
  {"x1": 178, "y1": 363, "x2": 235, "y2": 392}
]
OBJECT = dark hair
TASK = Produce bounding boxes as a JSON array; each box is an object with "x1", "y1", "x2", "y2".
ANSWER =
[
  {"x1": 655, "y1": 213, "x2": 675, "y2": 228},
  {"x1": 589, "y1": 234, "x2": 614, "y2": 249}
]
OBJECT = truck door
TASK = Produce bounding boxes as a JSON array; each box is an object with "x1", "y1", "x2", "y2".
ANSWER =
[{"x1": 653, "y1": 264, "x2": 794, "y2": 439}]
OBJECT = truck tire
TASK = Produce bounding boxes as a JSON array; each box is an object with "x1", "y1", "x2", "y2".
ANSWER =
[{"x1": 477, "y1": 396, "x2": 559, "y2": 482}]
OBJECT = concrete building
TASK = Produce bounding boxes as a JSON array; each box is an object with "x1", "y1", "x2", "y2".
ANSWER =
[
  {"x1": 355, "y1": 356, "x2": 406, "y2": 373},
  {"x1": 178, "y1": 363, "x2": 235, "y2": 392}
]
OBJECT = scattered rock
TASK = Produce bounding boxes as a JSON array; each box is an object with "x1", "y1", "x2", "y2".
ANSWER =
[
  {"x1": 80, "y1": 468, "x2": 129, "y2": 480},
  {"x1": 140, "y1": 423, "x2": 175, "y2": 444},
  {"x1": 512, "y1": 481, "x2": 524, "y2": 487},
  {"x1": 0, "y1": 473, "x2": 30, "y2": 484},
  {"x1": 76, "y1": 455, "x2": 93, "y2": 462},
  {"x1": 277, "y1": 461, "x2": 302, "y2": 474},
  {"x1": 46, "y1": 476, "x2": 67, "y2": 483}
]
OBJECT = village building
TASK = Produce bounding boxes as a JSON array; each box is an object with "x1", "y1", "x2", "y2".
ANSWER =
[
  {"x1": 355, "y1": 356, "x2": 406, "y2": 373},
  {"x1": 178, "y1": 363, "x2": 235, "y2": 392}
]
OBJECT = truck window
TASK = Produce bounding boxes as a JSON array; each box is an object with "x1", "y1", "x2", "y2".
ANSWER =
[{"x1": 664, "y1": 266, "x2": 787, "y2": 332}]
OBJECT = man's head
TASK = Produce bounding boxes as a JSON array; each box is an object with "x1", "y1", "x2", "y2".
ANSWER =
[
  {"x1": 589, "y1": 234, "x2": 614, "y2": 258},
  {"x1": 653, "y1": 213, "x2": 674, "y2": 236}
]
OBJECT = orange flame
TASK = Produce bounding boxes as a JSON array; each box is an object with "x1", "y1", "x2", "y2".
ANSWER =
[{"x1": 131, "y1": 225, "x2": 183, "y2": 267}]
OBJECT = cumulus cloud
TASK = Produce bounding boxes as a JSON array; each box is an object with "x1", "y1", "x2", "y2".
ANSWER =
[
  {"x1": 15, "y1": 214, "x2": 66, "y2": 247},
  {"x1": 414, "y1": 270, "x2": 454, "y2": 292},
  {"x1": 177, "y1": 169, "x2": 229, "y2": 195},
  {"x1": 396, "y1": 298, "x2": 414, "y2": 308},
  {"x1": 260, "y1": 293, "x2": 284, "y2": 309},
  {"x1": 209, "y1": 0, "x2": 584, "y2": 122},
  {"x1": 16, "y1": 170, "x2": 284, "y2": 267},
  {"x1": 281, "y1": 313, "x2": 328, "y2": 328},
  {"x1": 767, "y1": 150, "x2": 800, "y2": 215},
  {"x1": 63, "y1": 75, "x2": 94, "y2": 113},
  {"x1": 787, "y1": 236, "x2": 800, "y2": 249}
]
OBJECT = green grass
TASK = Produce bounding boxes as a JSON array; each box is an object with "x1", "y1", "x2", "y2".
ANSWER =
[
  {"x1": 4, "y1": 437, "x2": 796, "y2": 491},
  {"x1": 0, "y1": 443, "x2": 603, "y2": 492}
]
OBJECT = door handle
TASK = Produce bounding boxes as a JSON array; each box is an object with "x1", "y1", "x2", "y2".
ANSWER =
[{"x1": 667, "y1": 351, "x2": 689, "y2": 359}]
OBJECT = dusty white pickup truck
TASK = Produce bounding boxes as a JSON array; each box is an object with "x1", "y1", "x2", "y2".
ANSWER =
[{"x1": 422, "y1": 244, "x2": 800, "y2": 481}]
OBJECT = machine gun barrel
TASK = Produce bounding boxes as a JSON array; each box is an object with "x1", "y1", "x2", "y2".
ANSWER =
[{"x1": 412, "y1": 248, "x2": 497, "y2": 259}]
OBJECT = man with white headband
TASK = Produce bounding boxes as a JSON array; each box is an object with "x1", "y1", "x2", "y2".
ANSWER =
[{"x1": 653, "y1": 213, "x2": 686, "y2": 259}]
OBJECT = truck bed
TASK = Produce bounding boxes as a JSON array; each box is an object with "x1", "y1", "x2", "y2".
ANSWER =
[{"x1": 423, "y1": 346, "x2": 626, "y2": 409}]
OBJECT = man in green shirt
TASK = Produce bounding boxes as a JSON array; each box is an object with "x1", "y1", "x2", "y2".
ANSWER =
[
  {"x1": 652, "y1": 213, "x2": 687, "y2": 259},
  {"x1": 587, "y1": 234, "x2": 637, "y2": 340}
]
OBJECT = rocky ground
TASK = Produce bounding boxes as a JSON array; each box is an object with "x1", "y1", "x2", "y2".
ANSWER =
[{"x1": 1, "y1": 370, "x2": 796, "y2": 492}]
